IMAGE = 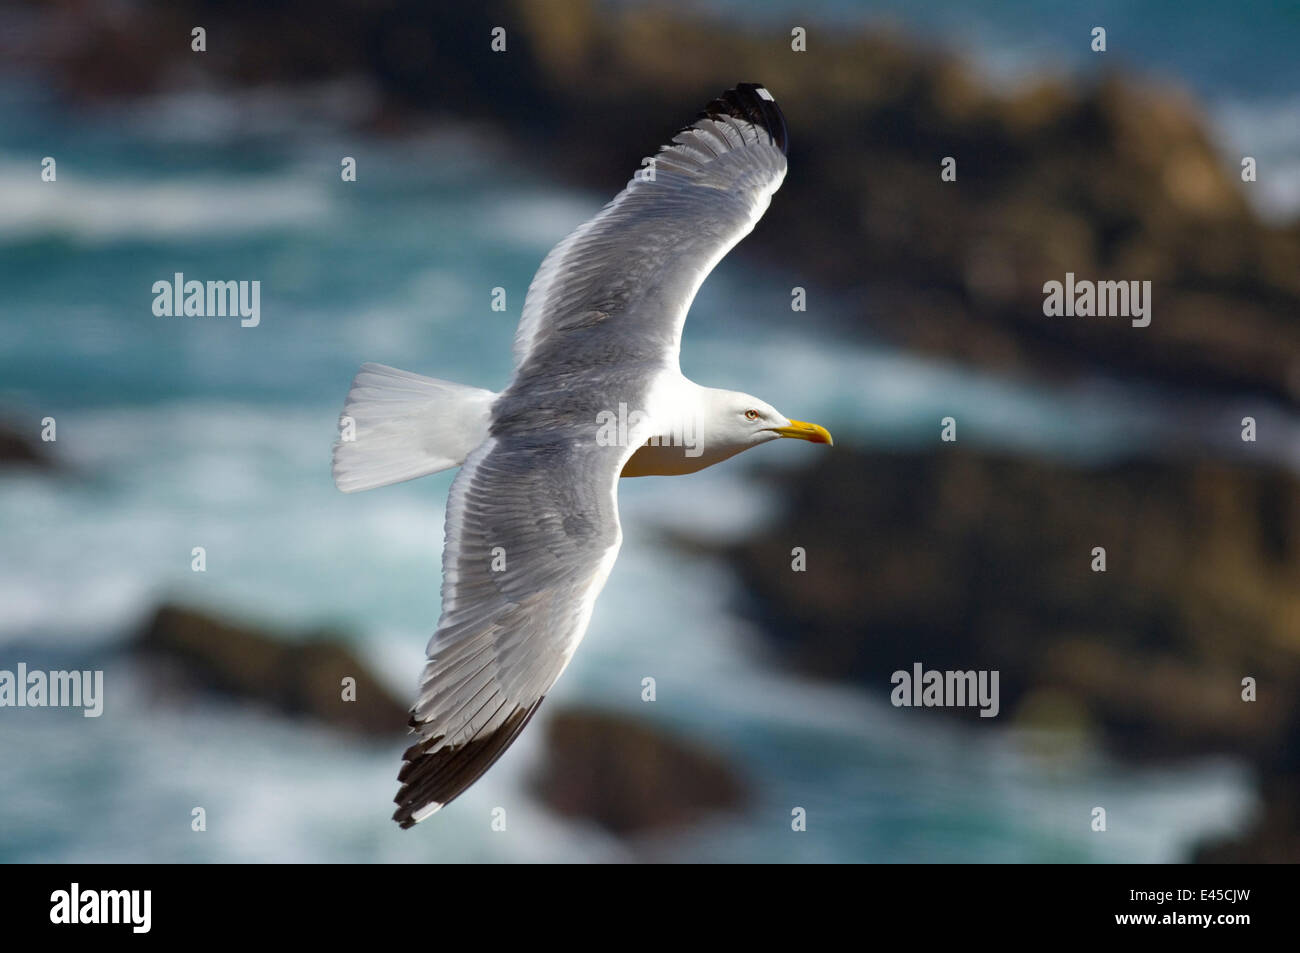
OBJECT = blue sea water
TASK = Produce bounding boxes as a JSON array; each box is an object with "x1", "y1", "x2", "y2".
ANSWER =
[{"x1": 0, "y1": 40, "x2": 1283, "y2": 862}]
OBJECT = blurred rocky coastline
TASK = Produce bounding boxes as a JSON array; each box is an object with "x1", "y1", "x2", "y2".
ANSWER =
[
  {"x1": 13, "y1": 0, "x2": 1300, "y2": 405},
  {"x1": 129, "y1": 604, "x2": 749, "y2": 835},
  {"x1": 690, "y1": 447, "x2": 1299, "y2": 861},
  {"x1": 9, "y1": 0, "x2": 1297, "y2": 859}
]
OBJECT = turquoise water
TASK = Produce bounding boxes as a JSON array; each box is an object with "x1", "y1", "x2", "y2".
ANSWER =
[{"x1": 0, "y1": 83, "x2": 1264, "y2": 861}]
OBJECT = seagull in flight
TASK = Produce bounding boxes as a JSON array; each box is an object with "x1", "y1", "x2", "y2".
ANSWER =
[{"x1": 332, "y1": 84, "x2": 833, "y2": 827}]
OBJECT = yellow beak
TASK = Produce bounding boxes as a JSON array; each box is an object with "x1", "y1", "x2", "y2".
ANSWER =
[{"x1": 772, "y1": 419, "x2": 833, "y2": 445}]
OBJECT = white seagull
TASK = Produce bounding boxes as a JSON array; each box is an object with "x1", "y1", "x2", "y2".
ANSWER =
[{"x1": 332, "y1": 84, "x2": 833, "y2": 827}]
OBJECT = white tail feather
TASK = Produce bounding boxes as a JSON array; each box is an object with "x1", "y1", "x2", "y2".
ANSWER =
[{"x1": 332, "y1": 363, "x2": 496, "y2": 493}]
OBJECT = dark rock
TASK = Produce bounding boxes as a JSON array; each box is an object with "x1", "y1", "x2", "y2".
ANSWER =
[
  {"x1": 532, "y1": 707, "x2": 747, "y2": 835},
  {"x1": 724, "y1": 447, "x2": 1300, "y2": 753},
  {"x1": 0, "y1": 420, "x2": 56, "y2": 470},
  {"x1": 712, "y1": 446, "x2": 1300, "y2": 860},
  {"x1": 1193, "y1": 771, "x2": 1300, "y2": 863},
  {"x1": 133, "y1": 603, "x2": 408, "y2": 735}
]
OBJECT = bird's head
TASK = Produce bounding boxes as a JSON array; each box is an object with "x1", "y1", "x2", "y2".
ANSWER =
[{"x1": 701, "y1": 388, "x2": 833, "y2": 457}]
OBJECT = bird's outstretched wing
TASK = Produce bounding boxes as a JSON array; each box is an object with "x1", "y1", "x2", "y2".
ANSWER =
[
  {"x1": 394, "y1": 84, "x2": 788, "y2": 826},
  {"x1": 510, "y1": 83, "x2": 788, "y2": 374},
  {"x1": 393, "y1": 433, "x2": 627, "y2": 827}
]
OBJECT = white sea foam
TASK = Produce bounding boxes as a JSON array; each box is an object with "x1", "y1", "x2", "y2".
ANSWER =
[
  {"x1": 477, "y1": 193, "x2": 595, "y2": 247},
  {"x1": 0, "y1": 159, "x2": 332, "y2": 242}
]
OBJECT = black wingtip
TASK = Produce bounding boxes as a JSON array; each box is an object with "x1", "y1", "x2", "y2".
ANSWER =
[
  {"x1": 391, "y1": 699, "x2": 545, "y2": 829},
  {"x1": 699, "y1": 83, "x2": 789, "y2": 154}
]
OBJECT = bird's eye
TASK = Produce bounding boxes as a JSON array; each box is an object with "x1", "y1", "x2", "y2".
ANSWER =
[{"x1": 744, "y1": 409, "x2": 760, "y2": 420}]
